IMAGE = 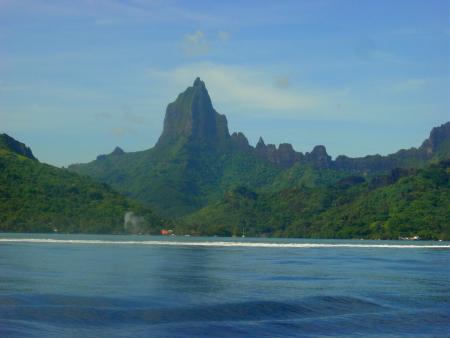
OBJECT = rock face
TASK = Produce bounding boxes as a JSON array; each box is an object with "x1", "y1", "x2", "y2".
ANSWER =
[
  {"x1": 255, "y1": 137, "x2": 267, "y2": 158},
  {"x1": 420, "y1": 122, "x2": 450, "y2": 156},
  {"x1": 305, "y1": 145, "x2": 332, "y2": 168},
  {"x1": 0, "y1": 134, "x2": 36, "y2": 160},
  {"x1": 278, "y1": 143, "x2": 301, "y2": 167},
  {"x1": 156, "y1": 77, "x2": 230, "y2": 149},
  {"x1": 254, "y1": 137, "x2": 305, "y2": 168},
  {"x1": 231, "y1": 132, "x2": 251, "y2": 152}
]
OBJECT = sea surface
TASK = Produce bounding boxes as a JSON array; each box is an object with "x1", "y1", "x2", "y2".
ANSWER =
[{"x1": 0, "y1": 233, "x2": 449, "y2": 338}]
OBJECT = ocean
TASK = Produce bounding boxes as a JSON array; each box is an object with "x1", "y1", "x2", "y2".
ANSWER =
[{"x1": 0, "y1": 233, "x2": 449, "y2": 337}]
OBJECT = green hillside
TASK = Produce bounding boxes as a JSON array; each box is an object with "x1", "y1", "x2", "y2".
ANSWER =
[
  {"x1": 0, "y1": 134, "x2": 164, "y2": 234},
  {"x1": 183, "y1": 161, "x2": 450, "y2": 240},
  {"x1": 69, "y1": 143, "x2": 281, "y2": 217}
]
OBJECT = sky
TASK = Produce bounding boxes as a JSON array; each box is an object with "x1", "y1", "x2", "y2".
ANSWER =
[{"x1": 0, "y1": 0, "x2": 449, "y2": 167}]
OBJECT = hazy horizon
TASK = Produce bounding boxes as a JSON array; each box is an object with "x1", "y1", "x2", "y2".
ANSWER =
[{"x1": 1, "y1": 0, "x2": 449, "y2": 167}]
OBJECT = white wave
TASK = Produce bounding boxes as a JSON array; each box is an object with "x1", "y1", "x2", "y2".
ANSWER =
[{"x1": 0, "y1": 238, "x2": 448, "y2": 249}]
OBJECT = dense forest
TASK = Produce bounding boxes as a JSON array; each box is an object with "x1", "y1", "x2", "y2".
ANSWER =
[
  {"x1": 182, "y1": 161, "x2": 450, "y2": 240},
  {"x1": 0, "y1": 134, "x2": 164, "y2": 234}
]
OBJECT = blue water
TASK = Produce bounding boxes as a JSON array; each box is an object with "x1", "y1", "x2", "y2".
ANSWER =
[{"x1": 0, "y1": 234, "x2": 449, "y2": 337}]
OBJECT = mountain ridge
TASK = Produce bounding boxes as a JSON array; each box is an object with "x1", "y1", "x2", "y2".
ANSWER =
[
  {"x1": 74, "y1": 78, "x2": 449, "y2": 172},
  {"x1": 68, "y1": 78, "x2": 450, "y2": 217}
]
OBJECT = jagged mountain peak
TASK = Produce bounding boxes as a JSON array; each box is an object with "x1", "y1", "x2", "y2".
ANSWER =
[
  {"x1": 305, "y1": 145, "x2": 332, "y2": 168},
  {"x1": 193, "y1": 77, "x2": 205, "y2": 87},
  {"x1": 231, "y1": 132, "x2": 251, "y2": 152},
  {"x1": 95, "y1": 146, "x2": 125, "y2": 161},
  {"x1": 0, "y1": 133, "x2": 36, "y2": 160},
  {"x1": 111, "y1": 146, "x2": 125, "y2": 156},
  {"x1": 155, "y1": 78, "x2": 230, "y2": 148},
  {"x1": 310, "y1": 145, "x2": 328, "y2": 156},
  {"x1": 256, "y1": 137, "x2": 266, "y2": 147}
]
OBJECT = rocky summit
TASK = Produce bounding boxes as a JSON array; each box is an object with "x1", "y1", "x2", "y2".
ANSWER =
[
  {"x1": 156, "y1": 77, "x2": 230, "y2": 149},
  {"x1": 0, "y1": 133, "x2": 36, "y2": 160}
]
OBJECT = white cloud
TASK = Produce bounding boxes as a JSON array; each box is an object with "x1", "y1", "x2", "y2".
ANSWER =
[{"x1": 147, "y1": 62, "x2": 318, "y2": 114}]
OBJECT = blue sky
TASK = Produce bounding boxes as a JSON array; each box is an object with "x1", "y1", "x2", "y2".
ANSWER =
[{"x1": 0, "y1": 0, "x2": 449, "y2": 166}]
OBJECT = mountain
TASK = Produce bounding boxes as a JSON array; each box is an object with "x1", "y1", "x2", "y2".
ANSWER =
[
  {"x1": 0, "y1": 134, "x2": 164, "y2": 233},
  {"x1": 156, "y1": 77, "x2": 230, "y2": 149},
  {"x1": 68, "y1": 78, "x2": 450, "y2": 218},
  {"x1": 69, "y1": 78, "x2": 282, "y2": 217},
  {"x1": 182, "y1": 161, "x2": 450, "y2": 240}
]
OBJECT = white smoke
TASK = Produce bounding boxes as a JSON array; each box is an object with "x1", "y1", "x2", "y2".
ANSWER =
[{"x1": 124, "y1": 211, "x2": 146, "y2": 234}]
